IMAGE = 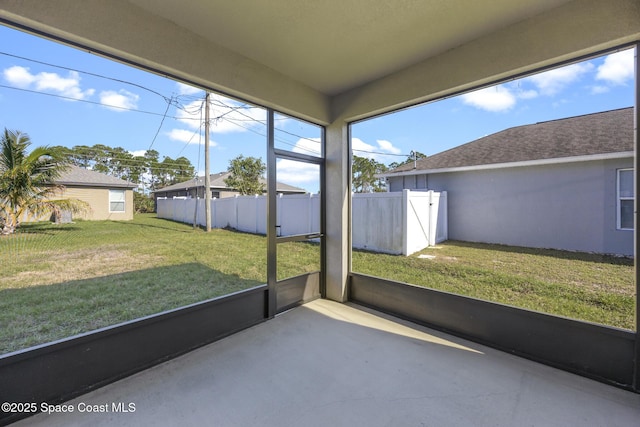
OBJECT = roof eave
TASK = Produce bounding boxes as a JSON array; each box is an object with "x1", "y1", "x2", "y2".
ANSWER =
[
  {"x1": 378, "y1": 151, "x2": 635, "y2": 178},
  {"x1": 53, "y1": 181, "x2": 137, "y2": 189}
]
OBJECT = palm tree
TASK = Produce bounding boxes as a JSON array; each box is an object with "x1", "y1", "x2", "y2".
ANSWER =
[{"x1": 0, "y1": 128, "x2": 88, "y2": 234}]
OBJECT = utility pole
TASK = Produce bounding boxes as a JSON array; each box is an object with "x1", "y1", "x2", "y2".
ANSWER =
[{"x1": 204, "y1": 92, "x2": 212, "y2": 232}]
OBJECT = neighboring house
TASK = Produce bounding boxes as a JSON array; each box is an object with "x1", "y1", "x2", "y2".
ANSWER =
[
  {"x1": 49, "y1": 165, "x2": 137, "y2": 221},
  {"x1": 153, "y1": 171, "x2": 307, "y2": 201},
  {"x1": 380, "y1": 107, "x2": 634, "y2": 256}
]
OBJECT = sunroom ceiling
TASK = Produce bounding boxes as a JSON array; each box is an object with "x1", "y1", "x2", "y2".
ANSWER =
[{"x1": 127, "y1": 0, "x2": 572, "y2": 96}]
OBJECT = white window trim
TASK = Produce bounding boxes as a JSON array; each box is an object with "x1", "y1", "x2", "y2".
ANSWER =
[
  {"x1": 109, "y1": 189, "x2": 126, "y2": 213},
  {"x1": 616, "y1": 168, "x2": 634, "y2": 231}
]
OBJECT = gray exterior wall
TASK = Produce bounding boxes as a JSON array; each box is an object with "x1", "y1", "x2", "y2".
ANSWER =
[{"x1": 387, "y1": 158, "x2": 634, "y2": 256}]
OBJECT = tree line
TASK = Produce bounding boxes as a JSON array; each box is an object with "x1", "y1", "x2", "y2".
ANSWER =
[
  {"x1": 52, "y1": 144, "x2": 196, "y2": 192},
  {"x1": 52, "y1": 144, "x2": 198, "y2": 213},
  {"x1": 352, "y1": 151, "x2": 426, "y2": 193},
  {"x1": 0, "y1": 126, "x2": 256, "y2": 229}
]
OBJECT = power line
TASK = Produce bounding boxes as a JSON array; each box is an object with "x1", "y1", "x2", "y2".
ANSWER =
[
  {"x1": 0, "y1": 51, "x2": 327, "y2": 159},
  {"x1": 222, "y1": 101, "x2": 321, "y2": 146},
  {"x1": 1, "y1": 49, "x2": 406, "y2": 160},
  {"x1": 175, "y1": 93, "x2": 205, "y2": 102},
  {"x1": 221, "y1": 116, "x2": 322, "y2": 156},
  {"x1": 147, "y1": 95, "x2": 174, "y2": 152},
  {"x1": 274, "y1": 127, "x2": 321, "y2": 145},
  {"x1": 0, "y1": 84, "x2": 199, "y2": 120},
  {"x1": 9, "y1": 81, "x2": 407, "y2": 159},
  {"x1": 209, "y1": 98, "x2": 262, "y2": 111},
  {"x1": 175, "y1": 122, "x2": 204, "y2": 158},
  {"x1": 69, "y1": 161, "x2": 191, "y2": 172},
  {"x1": 60, "y1": 146, "x2": 198, "y2": 166},
  {"x1": 210, "y1": 98, "x2": 408, "y2": 158},
  {"x1": 203, "y1": 98, "x2": 323, "y2": 155},
  {"x1": 1, "y1": 65, "x2": 323, "y2": 155},
  {"x1": 2, "y1": 62, "x2": 407, "y2": 159},
  {"x1": 211, "y1": 97, "x2": 411, "y2": 158},
  {"x1": 0, "y1": 50, "x2": 171, "y2": 102},
  {"x1": 67, "y1": 164, "x2": 194, "y2": 175},
  {"x1": 1, "y1": 82, "x2": 321, "y2": 156},
  {"x1": 352, "y1": 149, "x2": 410, "y2": 157}
]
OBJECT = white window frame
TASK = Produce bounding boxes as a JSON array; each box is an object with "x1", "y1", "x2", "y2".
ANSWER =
[
  {"x1": 616, "y1": 168, "x2": 634, "y2": 230},
  {"x1": 109, "y1": 189, "x2": 126, "y2": 213}
]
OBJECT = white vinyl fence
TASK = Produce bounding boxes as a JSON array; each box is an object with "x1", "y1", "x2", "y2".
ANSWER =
[
  {"x1": 157, "y1": 194, "x2": 320, "y2": 236},
  {"x1": 157, "y1": 189, "x2": 446, "y2": 255},
  {"x1": 352, "y1": 190, "x2": 447, "y2": 255}
]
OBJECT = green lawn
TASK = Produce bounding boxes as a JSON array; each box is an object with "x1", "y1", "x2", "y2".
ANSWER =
[
  {"x1": 1, "y1": 214, "x2": 635, "y2": 354},
  {"x1": 1, "y1": 214, "x2": 271, "y2": 354},
  {"x1": 353, "y1": 241, "x2": 635, "y2": 330}
]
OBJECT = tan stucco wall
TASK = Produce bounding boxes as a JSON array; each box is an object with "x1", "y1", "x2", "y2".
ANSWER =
[
  {"x1": 60, "y1": 186, "x2": 134, "y2": 221},
  {"x1": 26, "y1": 186, "x2": 134, "y2": 222}
]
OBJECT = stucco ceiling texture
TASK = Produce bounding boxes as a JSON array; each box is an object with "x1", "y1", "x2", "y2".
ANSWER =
[{"x1": 128, "y1": 0, "x2": 573, "y2": 95}]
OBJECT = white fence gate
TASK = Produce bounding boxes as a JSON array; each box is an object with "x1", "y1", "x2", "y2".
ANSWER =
[
  {"x1": 351, "y1": 190, "x2": 447, "y2": 255},
  {"x1": 157, "y1": 189, "x2": 446, "y2": 256}
]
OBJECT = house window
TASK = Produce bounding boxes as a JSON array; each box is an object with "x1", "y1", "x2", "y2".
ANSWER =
[
  {"x1": 109, "y1": 189, "x2": 126, "y2": 212},
  {"x1": 617, "y1": 169, "x2": 634, "y2": 230}
]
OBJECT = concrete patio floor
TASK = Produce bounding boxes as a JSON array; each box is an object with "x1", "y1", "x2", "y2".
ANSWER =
[{"x1": 17, "y1": 299, "x2": 640, "y2": 426}]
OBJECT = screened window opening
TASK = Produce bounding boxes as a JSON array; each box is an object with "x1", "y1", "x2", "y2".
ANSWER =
[
  {"x1": 350, "y1": 47, "x2": 636, "y2": 331},
  {"x1": 0, "y1": 24, "x2": 275, "y2": 356}
]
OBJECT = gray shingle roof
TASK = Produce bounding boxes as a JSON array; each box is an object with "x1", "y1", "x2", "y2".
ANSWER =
[
  {"x1": 55, "y1": 165, "x2": 137, "y2": 188},
  {"x1": 387, "y1": 107, "x2": 634, "y2": 174},
  {"x1": 154, "y1": 171, "x2": 306, "y2": 193}
]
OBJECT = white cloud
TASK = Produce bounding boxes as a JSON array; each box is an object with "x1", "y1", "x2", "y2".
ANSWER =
[
  {"x1": 175, "y1": 93, "x2": 266, "y2": 134},
  {"x1": 596, "y1": 49, "x2": 634, "y2": 86},
  {"x1": 129, "y1": 150, "x2": 148, "y2": 157},
  {"x1": 169, "y1": 93, "x2": 264, "y2": 151},
  {"x1": 3, "y1": 65, "x2": 94, "y2": 100},
  {"x1": 166, "y1": 128, "x2": 217, "y2": 146},
  {"x1": 590, "y1": 85, "x2": 610, "y2": 94},
  {"x1": 377, "y1": 139, "x2": 402, "y2": 154},
  {"x1": 36, "y1": 71, "x2": 80, "y2": 92},
  {"x1": 290, "y1": 137, "x2": 322, "y2": 156},
  {"x1": 516, "y1": 89, "x2": 538, "y2": 100},
  {"x1": 351, "y1": 137, "x2": 403, "y2": 163},
  {"x1": 351, "y1": 138, "x2": 378, "y2": 158},
  {"x1": 276, "y1": 159, "x2": 319, "y2": 189},
  {"x1": 273, "y1": 138, "x2": 322, "y2": 191},
  {"x1": 3, "y1": 65, "x2": 35, "y2": 87},
  {"x1": 461, "y1": 85, "x2": 516, "y2": 112},
  {"x1": 176, "y1": 82, "x2": 203, "y2": 95},
  {"x1": 462, "y1": 60, "x2": 599, "y2": 112},
  {"x1": 167, "y1": 129, "x2": 197, "y2": 143},
  {"x1": 99, "y1": 89, "x2": 140, "y2": 111},
  {"x1": 527, "y1": 62, "x2": 593, "y2": 96}
]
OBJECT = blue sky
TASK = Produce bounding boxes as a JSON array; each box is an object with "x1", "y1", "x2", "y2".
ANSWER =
[
  {"x1": 352, "y1": 47, "x2": 636, "y2": 166},
  {"x1": 0, "y1": 25, "x2": 635, "y2": 193}
]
